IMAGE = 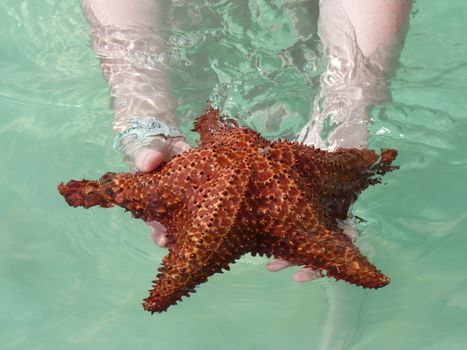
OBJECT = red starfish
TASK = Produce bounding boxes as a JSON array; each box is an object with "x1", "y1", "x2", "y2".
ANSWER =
[{"x1": 58, "y1": 106, "x2": 398, "y2": 313}]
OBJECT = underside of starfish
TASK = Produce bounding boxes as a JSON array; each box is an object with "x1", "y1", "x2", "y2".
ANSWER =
[{"x1": 58, "y1": 105, "x2": 398, "y2": 313}]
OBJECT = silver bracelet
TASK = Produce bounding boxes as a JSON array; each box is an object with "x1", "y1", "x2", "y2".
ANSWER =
[{"x1": 113, "y1": 117, "x2": 183, "y2": 150}]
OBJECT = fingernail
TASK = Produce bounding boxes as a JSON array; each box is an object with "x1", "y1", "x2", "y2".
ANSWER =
[
  {"x1": 294, "y1": 269, "x2": 319, "y2": 283},
  {"x1": 266, "y1": 259, "x2": 294, "y2": 272},
  {"x1": 135, "y1": 149, "x2": 163, "y2": 172},
  {"x1": 157, "y1": 235, "x2": 168, "y2": 248}
]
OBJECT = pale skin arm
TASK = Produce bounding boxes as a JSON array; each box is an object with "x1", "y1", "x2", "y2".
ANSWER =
[
  {"x1": 81, "y1": 0, "x2": 190, "y2": 173},
  {"x1": 81, "y1": 0, "x2": 189, "y2": 246},
  {"x1": 342, "y1": 0, "x2": 412, "y2": 58},
  {"x1": 297, "y1": 0, "x2": 412, "y2": 150},
  {"x1": 269, "y1": 0, "x2": 412, "y2": 281}
]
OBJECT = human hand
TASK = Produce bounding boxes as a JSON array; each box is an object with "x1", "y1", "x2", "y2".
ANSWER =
[
  {"x1": 134, "y1": 138, "x2": 190, "y2": 248},
  {"x1": 121, "y1": 134, "x2": 191, "y2": 247}
]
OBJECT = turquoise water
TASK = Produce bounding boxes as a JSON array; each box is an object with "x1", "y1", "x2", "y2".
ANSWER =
[{"x1": 1, "y1": 1, "x2": 467, "y2": 349}]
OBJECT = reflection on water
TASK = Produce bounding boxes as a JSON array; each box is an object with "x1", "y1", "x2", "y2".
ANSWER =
[{"x1": 1, "y1": 0, "x2": 467, "y2": 349}]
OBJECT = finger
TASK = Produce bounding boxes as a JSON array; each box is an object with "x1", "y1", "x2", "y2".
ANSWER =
[
  {"x1": 147, "y1": 221, "x2": 168, "y2": 248},
  {"x1": 169, "y1": 138, "x2": 191, "y2": 155},
  {"x1": 293, "y1": 268, "x2": 320, "y2": 283},
  {"x1": 149, "y1": 228, "x2": 168, "y2": 248},
  {"x1": 266, "y1": 259, "x2": 294, "y2": 272},
  {"x1": 134, "y1": 148, "x2": 165, "y2": 172}
]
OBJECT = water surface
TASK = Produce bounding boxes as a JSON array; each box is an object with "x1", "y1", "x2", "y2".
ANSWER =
[{"x1": 1, "y1": 1, "x2": 467, "y2": 349}]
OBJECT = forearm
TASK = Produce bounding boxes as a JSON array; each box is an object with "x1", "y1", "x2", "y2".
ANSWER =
[
  {"x1": 81, "y1": 0, "x2": 176, "y2": 133},
  {"x1": 342, "y1": 0, "x2": 412, "y2": 58},
  {"x1": 298, "y1": 0, "x2": 412, "y2": 150}
]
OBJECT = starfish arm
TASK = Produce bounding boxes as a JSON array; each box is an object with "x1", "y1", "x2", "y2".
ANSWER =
[
  {"x1": 291, "y1": 144, "x2": 398, "y2": 219},
  {"x1": 143, "y1": 167, "x2": 253, "y2": 313},
  {"x1": 57, "y1": 172, "x2": 149, "y2": 212},
  {"x1": 58, "y1": 179, "x2": 112, "y2": 209},
  {"x1": 261, "y1": 222, "x2": 390, "y2": 289}
]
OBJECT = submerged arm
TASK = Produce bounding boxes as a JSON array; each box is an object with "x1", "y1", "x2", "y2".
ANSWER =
[
  {"x1": 297, "y1": 0, "x2": 412, "y2": 150},
  {"x1": 270, "y1": 0, "x2": 411, "y2": 280},
  {"x1": 81, "y1": 0, "x2": 189, "y2": 171}
]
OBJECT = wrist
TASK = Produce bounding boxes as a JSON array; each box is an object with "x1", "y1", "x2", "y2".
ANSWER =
[
  {"x1": 113, "y1": 117, "x2": 189, "y2": 169},
  {"x1": 113, "y1": 117, "x2": 183, "y2": 150}
]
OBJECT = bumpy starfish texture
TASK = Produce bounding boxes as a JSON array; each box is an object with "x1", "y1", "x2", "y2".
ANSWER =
[{"x1": 58, "y1": 106, "x2": 398, "y2": 313}]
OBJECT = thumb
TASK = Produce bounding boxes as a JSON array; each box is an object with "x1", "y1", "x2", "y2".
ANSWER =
[
  {"x1": 134, "y1": 148, "x2": 165, "y2": 172},
  {"x1": 123, "y1": 136, "x2": 191, "y2": 173}
]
